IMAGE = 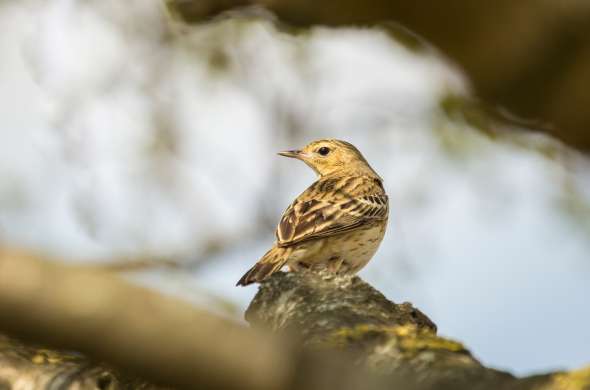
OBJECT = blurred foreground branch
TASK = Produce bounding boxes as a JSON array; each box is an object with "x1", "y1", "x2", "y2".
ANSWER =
[
  {"x1": 0, "y1": 249, "x2": 588, "y2": 389},
  {"x1": 0, "y1": 248, "x2": 291, "y2": 390},
  {"x1": 167, "y1": 0, "x2": 590, "y2": 151}
]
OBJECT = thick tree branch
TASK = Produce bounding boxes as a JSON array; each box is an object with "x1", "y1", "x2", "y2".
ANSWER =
[
  {"x1": 246, "y1": 271, "x2": 590, "y2": 390},
  {"x1": 0, "y1": 248, "x2": 291, "y2": 390}
]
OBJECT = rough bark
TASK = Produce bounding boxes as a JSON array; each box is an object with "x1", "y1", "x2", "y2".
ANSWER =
[
  {"x1": 0, "y1": 335, "x2": 158, "y2": 390},
  {"x1": 246, "y1": 271, "x2": 590, "y2": 390},
  {"x1": 166, "y1": 0, "x2": 590, "y2": 151}
]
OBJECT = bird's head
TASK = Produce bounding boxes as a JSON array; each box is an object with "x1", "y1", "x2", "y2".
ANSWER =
[{"x1": 278, "y1": 139, "x2": 381, "y2": 178}]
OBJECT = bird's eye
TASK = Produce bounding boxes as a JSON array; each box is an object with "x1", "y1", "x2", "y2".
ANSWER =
[{"x1": 317, "y1": 146, "x2": 330, "y2": 156}]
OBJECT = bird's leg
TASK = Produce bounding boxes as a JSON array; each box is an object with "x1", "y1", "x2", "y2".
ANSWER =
[
  {"x1": 289, "y1": 261, "x2": 310, "y2": 272},
  {"x1": 327, "y1": 256, "x2": 344, "y2": 273}
]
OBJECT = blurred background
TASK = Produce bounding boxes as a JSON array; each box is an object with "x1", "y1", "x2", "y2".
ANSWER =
[{"x1": 0, "y1": 0, "x2": 589, "y2": 376}]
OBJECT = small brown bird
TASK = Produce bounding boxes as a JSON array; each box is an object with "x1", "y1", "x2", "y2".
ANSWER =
[{"x1": 237, "y1": 139, "x2": 388, "y2": 286}]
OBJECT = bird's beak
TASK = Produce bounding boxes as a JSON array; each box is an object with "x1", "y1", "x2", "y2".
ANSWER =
[{"x1": 278, "y1": 150, "x2": 303, "y2": 159}]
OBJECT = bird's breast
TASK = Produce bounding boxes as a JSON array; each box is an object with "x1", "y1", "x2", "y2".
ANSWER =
[{"x1": 288, "y1": 219, "x2": 387, "y2": 274}]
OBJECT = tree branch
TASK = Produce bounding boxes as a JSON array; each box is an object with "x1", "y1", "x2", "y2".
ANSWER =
[
  {"x1": 0, "y1": 248, "x2": 290, "y2": 390},
  {"x1": 0, "y1": 249, "x2": 587, "y2": 389},
  {"x1": 246, "y1": 271, "x2": 590, "y2": 390}
]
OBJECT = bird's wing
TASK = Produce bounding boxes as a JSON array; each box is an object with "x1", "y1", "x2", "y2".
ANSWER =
[{"x1": 276, "y1": 177, "x2": 388, "y2": 247}]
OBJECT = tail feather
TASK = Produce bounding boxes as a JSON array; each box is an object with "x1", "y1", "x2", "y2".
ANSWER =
[{"x1": 236, "y1": 247, "x2": 289, "y2": 286}]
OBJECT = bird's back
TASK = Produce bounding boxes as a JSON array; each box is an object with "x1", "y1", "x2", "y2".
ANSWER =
[{"x1": 276, "y1": 174, "x2": 388, "y2": 248}]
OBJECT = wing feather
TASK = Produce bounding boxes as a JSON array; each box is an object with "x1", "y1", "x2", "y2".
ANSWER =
[{"x1": 276, "y1": 177, "x2": 388, "y2": 247}]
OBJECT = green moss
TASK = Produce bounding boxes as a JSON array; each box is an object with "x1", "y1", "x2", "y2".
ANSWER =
[
  {"x1": 326, "y1": 324, "x2": 395, "y2": 347},
  {"x1": 325, "y1": 324, "x2": 464, "y2": 355},
  {"x1": 394, "y1": 325, "x2": 465, "y2": 355},
  {"x1": 550, "y1": 366, "x2": 590, "y2": 390},
  {"x1": 32, "y1": 348, "x2": 85, "y2": 365},
  {"x1": 440, "y1": 94, "x2": 495, "y2": 134}
]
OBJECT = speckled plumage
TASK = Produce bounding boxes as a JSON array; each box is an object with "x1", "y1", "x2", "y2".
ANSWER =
[{"x1": 237, "y1": 139, "x2": 389, "y2": 286}]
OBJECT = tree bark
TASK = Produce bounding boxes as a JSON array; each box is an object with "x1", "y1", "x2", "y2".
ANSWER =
[
  {"x1": 0, "y1": 335, "x2": 159, "y2": 390},
  {"x1": 246, "y1": 271, "x2": 590, "y2": 390}
]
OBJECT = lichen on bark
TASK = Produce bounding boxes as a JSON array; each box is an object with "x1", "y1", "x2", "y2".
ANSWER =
[
  {"x1": 0, "y1": 335, "x2": 161, "y2": 390},
  {"x1": 245, "y1": 271, "x2": 590, "y2": 390}
]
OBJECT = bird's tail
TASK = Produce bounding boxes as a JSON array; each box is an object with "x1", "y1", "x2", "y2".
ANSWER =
[{"x1": 236, "y1": 246, "x2": 290, "y2": 286}]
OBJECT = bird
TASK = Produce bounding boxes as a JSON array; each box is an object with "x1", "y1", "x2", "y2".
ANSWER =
[{"x1": 236, "y1": 139, "x2": 389, "y2": 286}]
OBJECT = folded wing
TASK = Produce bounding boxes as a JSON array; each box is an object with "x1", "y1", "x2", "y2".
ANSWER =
[{"x1": 276, "y1": 177, "x2": 388, "y2": 247}]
